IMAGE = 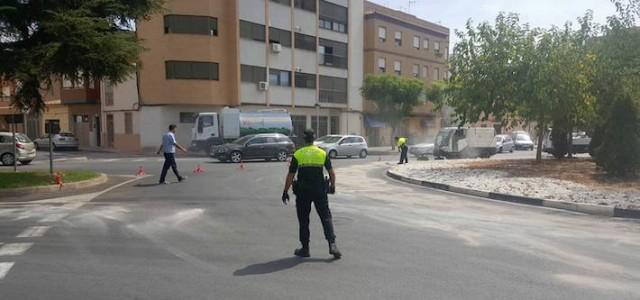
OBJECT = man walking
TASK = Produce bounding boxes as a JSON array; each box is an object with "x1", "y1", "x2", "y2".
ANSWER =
[
  {"x1": 396, "y1": 136, "x2": 408, "y2": 165},
  {"x1": 282, "y1": 129, "x2": 341, "y2": 259},
  {"x1": 157, "y1": 124, "x2": 187, "y2": 184}
]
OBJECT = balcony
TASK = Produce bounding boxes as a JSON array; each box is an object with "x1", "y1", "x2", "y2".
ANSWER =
[{"x1": 319, "y1": 54, "x2": 348, "y2": 69}]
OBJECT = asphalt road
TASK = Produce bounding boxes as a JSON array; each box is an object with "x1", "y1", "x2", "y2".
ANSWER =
[{"x1": 0, "y1": 151, "x2": 639, "y2": 299}]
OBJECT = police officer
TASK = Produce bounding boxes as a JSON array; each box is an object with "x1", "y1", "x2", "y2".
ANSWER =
[
  {"x1": 282, "y1": 129, "x2": 341, "y2": 259},
  {"x1": 395, "y1": 136, "x2": 408, "y2": 165}
]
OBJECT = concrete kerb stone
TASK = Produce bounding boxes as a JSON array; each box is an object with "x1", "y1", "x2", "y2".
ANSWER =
[
  {"x1": 386, "y1": 169, "x2": 638, "y2": 220},
  {"x1": 0, "y1": 173, "x2": 108, "y2": 197}
]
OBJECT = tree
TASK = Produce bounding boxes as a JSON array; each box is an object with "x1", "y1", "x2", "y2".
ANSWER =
[
  {"x1": 360, "y1": 74, "x2": 425, "y2": 148},
  {"x1": 0, "y1": 0, "x2": 163, "y2": 113}
]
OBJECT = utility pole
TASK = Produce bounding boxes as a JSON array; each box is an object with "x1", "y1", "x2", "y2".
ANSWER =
[
  {"x1": 48, "y1": 122, "x2": 53, "y2": 175},
  {"x1": 315, "y1": 103, "x2": 320, "y2": 134},
  {"x1": 11, "y1": 114, "x2": 16, "y2": 172}
]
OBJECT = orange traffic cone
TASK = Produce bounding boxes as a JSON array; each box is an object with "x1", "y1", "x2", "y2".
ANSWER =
[
  {"x1": 238, "y1": 161, "x2": 245, "y2": 170},
  {"x1": 136, "y1": 166, "x2": 146, "y2": 177},
  {"x1": 54, "y1": 172, "x2": 64, "y2": 190},
  {"x1": 193, "y1": 164, "x2": 205, "y2": 174}
]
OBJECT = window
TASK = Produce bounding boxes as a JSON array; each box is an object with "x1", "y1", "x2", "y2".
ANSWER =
[
  {"x1": 294, "y1": 0, "x2": 316, "y2": 12},
  {"x1": 434, "y1": 41, "x2": 441, "y2": 52},
  {"x1": 394, "y1": 61, "x2": 401, "y2": 75},
  {"x1": 319, "y1": 0, "x2": 348, "y2": 33},
  {"x1": 271, "y1": 0, "x2": 290, "y2": 6},
  {"x1": 330, "y1": 116, "x2": 340, "y2": 134},
  {"x1": 295, "y1": 72, "x2": 316, "y2": 89},
  {"x1": 434, "y1": 68, "x2": 440, "y2": 80},
  {"x1": 295, "y1": 33, "x2": 316, "y2": 51},
  {"x1": 180, "y1": 112, "x2": 195, "y2": 123},
  {"x1": 378, "y1": 27, "x2": 387, "y2": 42},
  {"x1": 45, "y1": 120, "x2": 61, "y2": 134},
  {"x1": 319, "y1": 76, "x2": 347, "y2": 104},
  {"x1": 413, "y1": 36, "x2": 420, "y2": 49},
  {"x1": 240, "y1": 20, "x2": 266, "y2": 42},
  {"x1": 319, "y1": 39, "x2": 348, "y2": 69},
  {"x1": 412, "y1": 64, "x2": 419, "y2": 77},
  {"x1": 311, "y1": 116, "x2": 329, "y2": 137},
  {"x1": 269, "y1": 27, "x2": 292, "y2": 47},
  {"x1": 423, "y1": 38, "x2": 429, "y2": 49},
  {"x1": 1, "y1": 86, "x2": 11, "y2": 101},
  {"x1": 241, "y1": 65, "x2": 267, "y2": 83},
  {"x1": 394, "y1": 31, "x2": 402, "y2": 46},
  {"x1": 269, "y1": 69, "x2": 291, "y2": 86},
  {"x1": 104, "y1": 80, "x2": 114, "y2": 106},
  {"x1": 164, "y1": 15, "x2": 218, "y2": 36},
  {"x1": 291, "y1": 115, "x2": 307, "y2": 137},
  {"x1": 378, "y1": 58, "x2": 386, "y2": 73},
  {"x1": 248, "y1": 137, "x2": 268, "y2": 145},
  {"x1": 124, "y1": 112, "x2": 133, "y2": 134},
  {"x1": 166, "y1": 61, "x2": 219, "y2": 80},
  {"x1": 422, "y1": 66, "x2": 428, "y2": 78}
]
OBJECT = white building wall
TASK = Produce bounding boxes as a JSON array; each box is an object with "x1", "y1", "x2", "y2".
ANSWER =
[
  {"x1": 269, "y1": 47, "x2": 292, "y2": 70},
  {"x1": 294, "y1": 88, "x2": 316, "y2": 107},
  {"x1": 270, "y1": 86, "x2": 293, "y2": 106},
  {"x1": 318, "y1": 29, "x2": 349, "y2": 43},
  {"x1": 241, "y1": 83, "x2": 267, "y2": 105},
  {"x1": 269, "y1": 2, "x2": 291, "y2": 30},
  {"x1": 319, "y1": 66, "x2": 348, "y2": 78},
  {"x1": 240, "y1": 40, "x2": 267, "y2": 67},
  {"x1": 293, "y1": 9, "x2": 316, "y2": 36},
  {"x1": 294, "y1": 50, "x2": 317, "y2": 75}
]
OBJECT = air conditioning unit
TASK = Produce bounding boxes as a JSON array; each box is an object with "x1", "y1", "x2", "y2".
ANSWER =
[
  {"x1": 271, "y1": 43, "x2": 282, "y2": 53},
  {"x1": 295, "y1": 67, "x2": 303, "y2": 73},
  {"x1": 258, "y1": 81, "x2": 269, "y2": 91}
]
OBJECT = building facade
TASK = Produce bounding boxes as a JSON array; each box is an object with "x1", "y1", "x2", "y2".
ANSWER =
[
  {"x1": 363, "y1": 1, "x2": 450, "y2": 146},
  {"x1": 103, "y1": 0, "x2": 365, "y2": 152}
]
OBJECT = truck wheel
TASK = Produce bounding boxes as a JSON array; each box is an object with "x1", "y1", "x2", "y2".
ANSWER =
[
  {"x1": 329, "y1": 150, "x2": 338, "y2": 159},
  {"x1": 208, "y1": 145, "x2": 217, "y2": 157},
  {"x1": 359, "y1": 149, "x2": 368, "y2": 159},
  {"x1": 277, "y1": 151, "x2": 288, "y2": 162},
  {"x1": 230, "y1": 151, "x2": 242, "y2": 163}
]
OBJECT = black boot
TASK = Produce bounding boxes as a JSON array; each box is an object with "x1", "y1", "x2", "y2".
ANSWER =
[
  {"x1": 294, "y1": 246, "x2": 310, "y2": 258},
  {"x1": 329, "y1": 242, "x2": 342, "y2": 259}
]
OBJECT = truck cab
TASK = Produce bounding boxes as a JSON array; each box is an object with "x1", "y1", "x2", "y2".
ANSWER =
[
  {"x1": 191, "y1": 112, "x2": 222, "y2": 154},
  {"x1": 434, "y1": 127, "x2": 496, "y2": 159}
]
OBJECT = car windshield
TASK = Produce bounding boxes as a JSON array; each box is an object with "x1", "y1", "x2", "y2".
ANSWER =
[
  {"x1": 232, "y1": 136, "x2": 253, "y2": 145},
  {"x1": 319, "y1": 136, "x2": 342, "y2": 143},
  {"x1": 495, "y1": 136, "x2": 503, "y2": 142},
  {"x1": 516, "y1": 135, "x2": 531, "y2": 141},
  {"x1": 59, "y1": 133, "x2": 75, "y2": 137},
  {"x1": 435, "y1": 130, "x2": 453, "y2": 147},
  {"x1": 16, "y1": 133, "x2": 31, "y2": 143}
]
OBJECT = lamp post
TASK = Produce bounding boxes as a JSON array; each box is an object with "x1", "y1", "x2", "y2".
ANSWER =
[{"x1": 314, "y1": 103, "x2": 320, "y2": 134}]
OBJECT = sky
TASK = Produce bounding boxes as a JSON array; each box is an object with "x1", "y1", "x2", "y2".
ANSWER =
[{"x1": 368, "y1": 0, "x2": 619, "y2": 47}]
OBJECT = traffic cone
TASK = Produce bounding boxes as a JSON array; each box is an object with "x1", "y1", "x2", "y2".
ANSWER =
[
  {"x1": 136, "y1": 166, "x2": 146, "y2": 176},
  {"x1": 238, "y1": 161, "x2": 245, "y2": 170},
  {"x1": 54, "y1": 172, "x2": 63, "y2": 190},
  {"x1": 193, "y1": 164, "x2": 205, "y2": 174}
]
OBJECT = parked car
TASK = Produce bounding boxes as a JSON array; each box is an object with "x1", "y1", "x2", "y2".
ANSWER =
[
  {"x1": 0, "y1": 132, "x2": 36, "y2": 166},
  {"x1": 210, "y1": 133, "x2": 294, "y2": 163},
  {"x1": 494, "y1": 134, "x2": 515, "y2": 153},
  {"x1": 314, "y1": 135, "x2": 368, "y2": 159},
  {"x1": 513, "y1": 133, "x2": 535, "y2": 150},
  {"x1": 409, "y1": 143, "x2": 434, "y2": 158},
  {"x1": 33, "y1": 132, "x2": 80, "y2": 150}
]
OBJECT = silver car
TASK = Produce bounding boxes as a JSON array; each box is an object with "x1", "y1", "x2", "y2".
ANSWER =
[
  {"x1": 495, "y1": 134, "x2": 515, "y2": 153},
  {"x1": 33, "y1": 132, "x2": 80, "y2": 150},
  {"x1": 314, "y1": 135, "x2": 368, "y2": 159},
  {"x1": 0, "y1": 132, "x2": 37, "y2": 166}
]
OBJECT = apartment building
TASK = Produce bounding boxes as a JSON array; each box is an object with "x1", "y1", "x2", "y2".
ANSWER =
[
  {"x1": 363, "y1": 1, "x2": 450, "y2": 146},
  {"x1": 103, "y1": 0, "x2": 364, "y2": 152},
  {"x1": 0, "y1": 78, "x2": 102, "y2": 148}
]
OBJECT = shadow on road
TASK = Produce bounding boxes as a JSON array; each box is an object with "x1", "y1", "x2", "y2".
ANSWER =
[
  {"x1": 233, "y1": 256, "x2": 335, "y2": 276},
  {"x1": 133, "y1": 183, "x2": 161, "y2": 188}
]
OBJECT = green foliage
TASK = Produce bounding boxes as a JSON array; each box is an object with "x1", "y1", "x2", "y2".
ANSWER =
[
  {"x1": 360, "y1": 74, "x2": 425, "y2": 134},
  {"x1": 593, "y1": 96, "x2": 640, "y2": 177},
  {"x1": 0, "y1": 0, "x2": 164, "y2": 113}
]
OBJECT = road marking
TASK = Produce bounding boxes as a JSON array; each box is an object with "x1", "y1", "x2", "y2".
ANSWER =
[
  {"x1": 39, "y1": 213, "x2": 69, "y2": 223},
  {"x1": 132, "y1": 158, "x2": 147, "y2": 162},
  {"x1": 0, "y1": 262, "x2": 15, "y2": 280},
  {"x1": 0, "y1": 243, "x2": 33, "y2": 256},
  {"x1": 16, "y1": 226, "x2": 50, "y2": 238}
]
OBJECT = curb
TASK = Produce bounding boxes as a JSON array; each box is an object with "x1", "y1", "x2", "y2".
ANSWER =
[
  {"x1": 0, "y1": 173, "x2": 108, "y2": 197},
  {"x1": 386, "y1": 169, "x2": 640, "y2": 220}
]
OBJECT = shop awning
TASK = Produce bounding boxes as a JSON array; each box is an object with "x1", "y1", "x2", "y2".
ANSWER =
[{"x1": 365, "y1": 116, "x2": 386, "y2": 128}]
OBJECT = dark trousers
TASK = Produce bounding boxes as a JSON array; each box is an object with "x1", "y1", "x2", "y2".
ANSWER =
[
  {"x1": 296, "y1": 192, "x2": 336, "y2": 246},
  {"x1": 399, "y1": 146, "x2": 409, "y2": 164},
  {"x1": 159, "y1": 153, "x2": 182, "y2": 183}
]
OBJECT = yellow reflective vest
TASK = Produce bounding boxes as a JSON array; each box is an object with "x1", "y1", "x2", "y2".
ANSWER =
[
  {"x1": 397, "y1": 137, "x2": 407, "y2": 148},
  {"x1": 293, "y1": 145, "x2": 327, "y2": 168}
]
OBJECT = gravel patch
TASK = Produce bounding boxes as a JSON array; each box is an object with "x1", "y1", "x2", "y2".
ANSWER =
[{"x1": 391, "y1": 160, "x2": 640, "y2": 209}]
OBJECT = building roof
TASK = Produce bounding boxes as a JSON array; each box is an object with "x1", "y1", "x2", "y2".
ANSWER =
[{"x1": 364, "y1": 1, "x2": 449, "y2": 39}]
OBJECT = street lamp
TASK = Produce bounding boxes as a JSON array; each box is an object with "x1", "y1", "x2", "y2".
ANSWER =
[{"x1": 314, "y1": 103, "x2": 320, "y2": 134}]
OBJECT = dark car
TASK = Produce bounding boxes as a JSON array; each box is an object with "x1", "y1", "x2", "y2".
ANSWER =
[{"x1": 211, "y1": 133, "x2": 295, "y2": 163}]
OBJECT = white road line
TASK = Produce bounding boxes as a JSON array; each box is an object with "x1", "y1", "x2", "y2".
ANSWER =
[
  {"x1": 39, "y1": 213, "x2": 69, "y2": 223},
  {"x1": 16, "y1": 226, "x2": 51, "y2": 238},
  {"x1": 132, "y1": 158, "x2": 147, "y2": 162},
  {"x1": 0, "y1": 243, "x2": 33, "y2": 256},
  {"x1": 0, "y1": 262, "x2": 15, "y2": 280}
]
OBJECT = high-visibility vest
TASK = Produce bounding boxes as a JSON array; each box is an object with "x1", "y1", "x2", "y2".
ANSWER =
[
  {"x1": 293, "y1": 145, "x2": 327, "y2": 168},
  {"x1": 397, "y1": 137, "x2": 407, "y2": 148}
]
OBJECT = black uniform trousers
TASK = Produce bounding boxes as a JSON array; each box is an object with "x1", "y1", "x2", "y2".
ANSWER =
[
  {"x1": 160, "y1": 153, "x2": 182, "y2": 183},
  {"x1": 296, "y1": 192, "x2": 336, "y2": 246},
  {"x1": 399, "y1": 145, "x2": 409, "y2": 164}
]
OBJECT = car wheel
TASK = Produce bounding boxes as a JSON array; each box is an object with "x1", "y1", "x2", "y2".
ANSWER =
[
  {"x1": 510, "y1": 148, "x2": 514, "y2": 153},
  {"x1": 359, "y1": 149, "x2": 368, "y2": 159},
  {"x1": 499, "y1": 147, "x2": 503, "y2": 153},
  {"x1": 1, "y1": 153, "x2": 15, "y2": 166},
  {"x1": 276, "y1": 151, "x2": 288, "y2": 162},
  {"x1": 20, "y1": 160, "x2": 32, "y2": 165},
  {"x1": 329, "y1": 150, "x2": 338, "y2": 159},
  {"x1": 230, "y1": 151, "x2": 242, "y2": 163}
]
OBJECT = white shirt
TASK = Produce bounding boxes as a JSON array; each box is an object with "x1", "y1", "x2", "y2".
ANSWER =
[{"x1": 162, "y1": 132, "x2": 177, "y2": 153}]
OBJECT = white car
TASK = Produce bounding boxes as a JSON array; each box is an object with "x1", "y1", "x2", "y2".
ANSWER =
[
  {"x1": 33, "y1": 132, "x2": 80, "y2": 150},
  {"x1": 0, "y1": 132, "x2": 36, "y2": 165},
  {"x1": 314, "y1": 135, "x2": 368, "y2": 159}
]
